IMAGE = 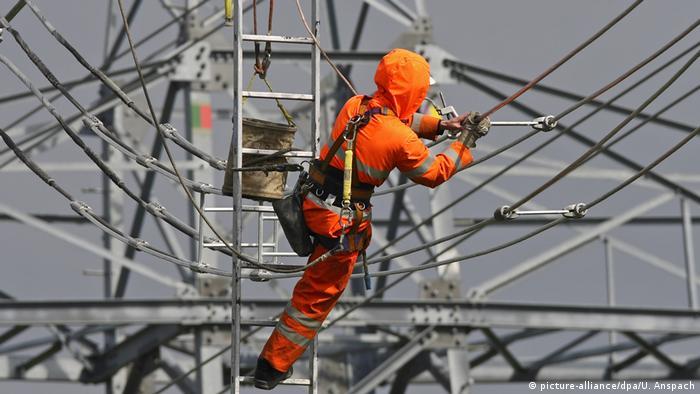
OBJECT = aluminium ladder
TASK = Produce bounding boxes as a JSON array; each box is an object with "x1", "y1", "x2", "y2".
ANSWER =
[{"x1": 204, "y1": 0, "x2": 323, "y2": 392}]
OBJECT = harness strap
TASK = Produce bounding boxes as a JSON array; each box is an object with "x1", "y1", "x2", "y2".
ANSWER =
[{"x1": 320, "y1": 97, "x2": 393, "y2": 175}]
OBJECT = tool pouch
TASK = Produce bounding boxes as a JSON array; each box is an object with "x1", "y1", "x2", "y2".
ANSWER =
[{"x1": 272, "y1": 172, "x2": 314, "y2": 256}]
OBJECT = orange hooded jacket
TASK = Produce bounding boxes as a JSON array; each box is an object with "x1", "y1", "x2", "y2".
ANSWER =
[
  {"x1": 320, "y1": 48, "x2": 473, "y2": 189},
  {"x1": 259, "y1": 49, "x2": 474, "y2": 374}
]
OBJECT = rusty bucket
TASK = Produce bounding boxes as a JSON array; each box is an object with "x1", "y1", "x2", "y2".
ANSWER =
[{"x1": 223, "y1": 118, "x2": 297, "y2": 201}]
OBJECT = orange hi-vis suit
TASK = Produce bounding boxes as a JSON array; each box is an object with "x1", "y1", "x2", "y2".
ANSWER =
[{"x1": 260, "y1": 48, "x2": 474, "y2": 373}]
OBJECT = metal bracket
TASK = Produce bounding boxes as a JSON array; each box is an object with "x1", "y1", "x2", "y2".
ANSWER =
[{"x1": 495, "y1": 203, "x2": 588, "y2": 221}]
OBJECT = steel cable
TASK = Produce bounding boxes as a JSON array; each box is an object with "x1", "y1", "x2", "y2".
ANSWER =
[
  {"x1": 113, "y1": 0, "x2": 337, "y2": 274},
  {"x1": 250, "y1": 43, "x2": 700, "y2": 281},
  {"x1": 0, "y1": 0, "x2": 215, "y2": 157},
  {"x1": 507, "y1": 47, "x2": 700, "y2": 213},
  {"x1": 364, "y1": 36, "x2": 700, "y2": 267},
  {"x1": 321, "y1": 118, "x2": 700, "y2": 321},
  {"x1": 0, "y1": 124, "x2": 229, "y2": 277},
  {"x1": 3, "y1": 6, "x2": 325, "y2": 274}
]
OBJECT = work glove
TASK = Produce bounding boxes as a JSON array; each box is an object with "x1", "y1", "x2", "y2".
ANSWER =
[
  {"x1": 456, "y1": 112, "x2": 490, "y2": 148},
  {"x1": 439, "y1": 112, "x2": 470, "y2": 132}
]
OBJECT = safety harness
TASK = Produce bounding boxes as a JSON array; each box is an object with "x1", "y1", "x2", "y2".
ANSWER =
[{"x1": 305, "y1": 97, "x2": 395, "y2": 289}]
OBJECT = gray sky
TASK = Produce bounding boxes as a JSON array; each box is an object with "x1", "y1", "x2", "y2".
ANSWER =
[{"x1": 1, "y1": 1, "x2": 699, "y2": 393}]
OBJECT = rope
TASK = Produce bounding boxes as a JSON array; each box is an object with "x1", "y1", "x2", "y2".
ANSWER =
[
  {"x1": 478, "y1": 0, "x2": 644, "y2": 120},
  {"x1": 294, "y1": 0, "x2": 358, "y2": 95}
]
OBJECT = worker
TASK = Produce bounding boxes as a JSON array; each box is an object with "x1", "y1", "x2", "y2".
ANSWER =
[{"x1": 254, "y1": 48, "x2": 490, "y2": 389}]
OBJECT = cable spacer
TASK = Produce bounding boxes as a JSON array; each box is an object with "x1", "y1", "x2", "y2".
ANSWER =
[
  {"x1": 533, "y1": 115, "x2": 557, "y2": 132},
  {"x1": 70, "y1": 200, "x2": 92, "y2": 214},
  {"x1": 563, "y1": 203, "x2": 588, "y2": 219},
  {"x1": 146, "y1": 202, "x2": 166, "y2": 218},
  {"x1": 136, "y1": 155, "x2": 156, "y2": 166},
  {"x1": 159, "y1": 123, "x2": 176, "y2": 138},
  {"x1": 128, "y1": 238, "x2": 149, "y2": 250},
  {"x1": 249, "y1": 269, "x2": 271, "y2": 282},
  {"x1": 494, "y1": 205, "x2": 517, "y2": 221},
  {"x1": 81, "y1": 116, "x2": 103, "y2": 129},
  {"x1": 190, "y1": 261, "x2": 211, "y2": 274}
]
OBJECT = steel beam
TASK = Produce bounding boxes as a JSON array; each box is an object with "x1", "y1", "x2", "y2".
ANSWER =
[
  {"x1": 350, "y1": 326, "x2": 436, "y2": 394},
  {"x1": 80, "y1": 325, "x2": 181, "y2": 383},
  {"x1": 2, "y1": 299, "x2": 700, "y2": 333}
]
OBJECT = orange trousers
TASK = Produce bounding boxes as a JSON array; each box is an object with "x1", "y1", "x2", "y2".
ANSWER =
[{"x1": 260, "y1": 194, "x2": 370, "y2": 372}]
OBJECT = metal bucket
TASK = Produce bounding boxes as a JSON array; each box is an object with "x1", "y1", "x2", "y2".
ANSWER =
[{"x1": 223, "y1": 118, "x2": 297, "y2": 201}]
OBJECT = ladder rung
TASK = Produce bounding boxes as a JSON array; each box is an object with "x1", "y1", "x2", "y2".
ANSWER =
[
  {"x1": 203, "y1": 207, "x2": 234, "y2": 212},
  {"x1": 242, "y1": 205, "x2": 275, "y2": 212},
  {"x1": 241, "y1": 242, "x2": 276, "y2": 248},
  {"x1": 242, "y1": 148, "x2": 313, "y2": 158},
  {"x1": 242, "y1": 91, "x2": 314, "y2": 101},
  {"x1": 242, "y1": 34, "x2": 314, "y2": 44},
  {"x1": 244, "y1": 319, "x2": 278, "y2": 327},
  {"x1": 239, "y1": 376, "x2": 311, "y2": 386},
  {"x1": 263, "y1": 252, "x2": 298, "y2": 257},
  {"x1": 203, "y1": 206, "x2": 276, "y2": 213}
]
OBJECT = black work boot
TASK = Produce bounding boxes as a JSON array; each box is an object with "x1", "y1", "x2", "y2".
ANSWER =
[{"x1": 253, "y1": 357, "x2": 293, "y2": 390}]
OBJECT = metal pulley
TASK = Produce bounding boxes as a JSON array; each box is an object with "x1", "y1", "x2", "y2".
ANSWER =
[{"x1": 494, "y1": 203, "x2": 588, "y2": 221}]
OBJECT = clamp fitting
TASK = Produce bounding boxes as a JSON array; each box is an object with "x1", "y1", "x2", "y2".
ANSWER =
[
  {"x1": 533, "y1": 115, "x2": 557, "y2": 132},
  {"x1": 159, "y1": 123, "x2": 177, "y2": 138},
  {"x1": 494, "y1": 205, "x2": 517, "y2": 221},
  {"x1": 563, "y1": 203, "x2": 588, "y2": 219}
]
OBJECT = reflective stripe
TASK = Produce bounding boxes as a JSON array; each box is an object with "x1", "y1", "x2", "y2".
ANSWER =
[
  {"x1": 411, "y1": 113, "x2": 424, "y2": 133},
  {"x1": 307, "y1": 193, "x2": 342, "y2": 215},
  {"x1": 402, "y1": 155, "x2": 435, "y2": 179},
  {"x1": 444, "y1": 146, "x2": 468, "y2": 169},
  {"x1": 275, "y1": 320, "x2": 312, "y2": 347},
  {"x1": 285, "y1": 303, "x2": 323, "y2": 330},
  {"x1": 328, "y1": 143, "x2": 390, "y2": 182}
]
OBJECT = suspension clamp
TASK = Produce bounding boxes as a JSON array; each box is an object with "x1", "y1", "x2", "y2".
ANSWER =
[{"x1": 533, "y1": 115, "x2": 557, "y2": 132}]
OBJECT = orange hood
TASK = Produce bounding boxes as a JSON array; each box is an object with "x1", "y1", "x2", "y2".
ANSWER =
[{"x1": 372, "y1": 48, "x2": 430, "y2": 120}]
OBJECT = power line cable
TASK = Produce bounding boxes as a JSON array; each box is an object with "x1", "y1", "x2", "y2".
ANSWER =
[
  {"x1": 0, "y1": 124, "x2": 228, "y2": 277},
  {"x1": 243, "y1": 43, "x2": 700, "y2": 281},
  {"x1": 373, "y1": 37, "x2": 700, "y2": 198},
  {"x1": 507, "y1": 47, "x2": 700, "y2": 212},
  {"x1": 112, "y1": 0, "x2": 337, "y2": 273}
]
